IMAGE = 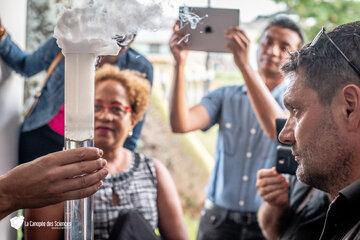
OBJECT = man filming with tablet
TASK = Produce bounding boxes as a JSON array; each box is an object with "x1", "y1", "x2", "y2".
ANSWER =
[{"x1": 169, "y1": 14, "x2": 303, "y2": 239}]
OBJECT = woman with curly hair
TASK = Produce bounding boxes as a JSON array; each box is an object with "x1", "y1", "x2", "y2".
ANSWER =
[
  {"x1": 93, "y1": 64, "x2": 187, "y2": 240},
  {"x1": 25, "y1": 64, "x2": 187, "y2": 240}
]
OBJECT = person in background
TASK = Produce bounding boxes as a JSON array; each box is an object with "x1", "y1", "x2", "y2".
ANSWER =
[
  {"x1": 0, "y1": 147, "x2": 108, "y2": 220},
  {"x1": 26, "y1": 65, "x2": 188, "y2": 240},
  {"x1": 169, "y1": 16, "x2": 303, "y2": 240}
]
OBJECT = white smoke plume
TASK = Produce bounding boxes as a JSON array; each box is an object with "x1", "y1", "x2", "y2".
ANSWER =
[{"x1": 54, "y1": 0, "x2": 175, "y2": 55}]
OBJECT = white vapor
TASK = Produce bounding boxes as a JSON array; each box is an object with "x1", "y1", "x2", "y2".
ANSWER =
[{"x1": 54, "y1": 0, "x2": 176, "y2": 55}]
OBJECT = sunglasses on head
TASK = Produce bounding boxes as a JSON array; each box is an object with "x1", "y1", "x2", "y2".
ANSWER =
[{"x1": 310, "y1": 27, "x2": 360, "y2": 78}]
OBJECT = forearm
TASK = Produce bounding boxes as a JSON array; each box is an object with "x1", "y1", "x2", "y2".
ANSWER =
[
  {"x1": 0, "y1": 175, "x2": 15, "y2": 220},
  {"x1": 258, "y1": 202, "x2": 287, "y2": 240},
  {"x1": 160, "y1": 210, "x2": 188, "y2": 240},
  {"x1": 0, "y1": 34, "x2": 33, "y2": 76},
  {"x1": 240, "y1": 64, "x2": 287, "y2": 138},
  {"x1": 170, "y1": 63, "x2": 191, "y2": 133},
  {"x1": 0, "y1": 35, "x2": 57, "y2": 77},
  {"x1": 0, "y1": 198, "x2": 12, "y2": 220}
]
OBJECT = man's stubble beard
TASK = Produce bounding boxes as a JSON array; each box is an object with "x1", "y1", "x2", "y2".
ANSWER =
[{"x1": 296, "y1": 110, "x2": 352, "y2": 196}]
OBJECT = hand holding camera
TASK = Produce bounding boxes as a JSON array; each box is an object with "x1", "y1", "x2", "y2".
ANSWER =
[{"x1": 256, "y1": 167, "x2": 289, "y2": 207}]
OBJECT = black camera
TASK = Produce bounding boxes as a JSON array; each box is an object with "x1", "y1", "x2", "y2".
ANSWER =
[{"x1": 275, "y1": 119, "x2": 298, "y2": 175}]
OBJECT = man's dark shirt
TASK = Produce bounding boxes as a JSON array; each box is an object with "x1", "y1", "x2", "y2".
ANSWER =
[
  {"x1": 279, "y1": 176, "x2": 330, "y2": 240},
  {"x1": 320, "y1": 179, "x2": 360, "y2": 240}
]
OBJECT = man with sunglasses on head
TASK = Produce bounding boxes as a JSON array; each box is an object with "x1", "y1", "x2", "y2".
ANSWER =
[
  {"x1": 278, "y1": 21, "x2": 360, "y2": 240},
  {"x1": 257, "y1": 22, "x2": 360, "y2": 240},
  {"x1": 169, "y1": 16, "x2": 304, "y2": 239}
]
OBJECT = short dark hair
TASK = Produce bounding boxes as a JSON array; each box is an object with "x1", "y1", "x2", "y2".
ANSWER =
[
  {"x1": 282, "y1": 21, "x2": 360, "y2": 105},
  {"x1": 263, "y1": 16, "x2": 304, "y2": 46}
]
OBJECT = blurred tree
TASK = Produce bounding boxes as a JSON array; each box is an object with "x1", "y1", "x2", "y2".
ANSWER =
[
  {"x1": 273, "y1": 0, "x2": 360, "y2": 40},
  {"x1": 26, "y1": 0, "x2": 56, "y2": 51}
]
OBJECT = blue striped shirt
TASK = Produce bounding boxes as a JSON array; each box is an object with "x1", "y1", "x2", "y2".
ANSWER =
[{"x1": 200, "y1": 81, "x2": 288, "y2": 212}]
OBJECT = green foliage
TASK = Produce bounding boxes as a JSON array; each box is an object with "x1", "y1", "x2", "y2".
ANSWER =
[{"x1": 273, "y1": 0, "x2": 360, "y2": 40}]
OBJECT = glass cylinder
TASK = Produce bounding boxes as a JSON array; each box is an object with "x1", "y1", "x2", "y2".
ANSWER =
[{"x1": 64, "y1": 53, "x2": 96, "y2": 240}]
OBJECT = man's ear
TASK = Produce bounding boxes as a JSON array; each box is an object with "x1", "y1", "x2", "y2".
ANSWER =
[{"x1": 342, "y1": 84, "x2": 360, "y2": 130}]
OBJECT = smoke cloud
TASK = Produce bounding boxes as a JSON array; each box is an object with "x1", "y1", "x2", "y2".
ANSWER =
[{"x1": 54, "y1": 0, "x2": 175, "y2": 54}]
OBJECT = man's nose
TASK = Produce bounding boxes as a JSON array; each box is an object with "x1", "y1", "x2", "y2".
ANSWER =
[
  {"x1": 278, "y1": 118, "x2": 295, "y2": 145},
  {"x1": 266, "y1": 44, "x2": 281, "y2": 56}
]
